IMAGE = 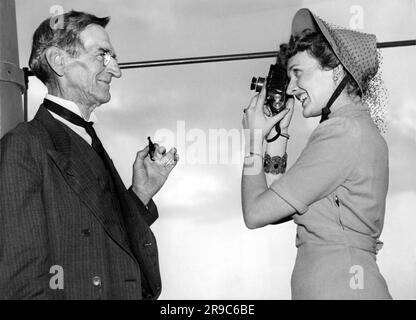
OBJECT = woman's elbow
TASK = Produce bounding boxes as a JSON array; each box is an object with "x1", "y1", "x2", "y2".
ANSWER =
[
  {"x1": 242, "y1": 209, "x2": 266, "y2": 230},
  {"x1": 244, "y1": 219, "x2": 258, "y2": 230}
]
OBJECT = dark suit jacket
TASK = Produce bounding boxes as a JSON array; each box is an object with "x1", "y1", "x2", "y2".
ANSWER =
[{"x1": 0, "y1": 104, "x2": 161, "y2": 299}]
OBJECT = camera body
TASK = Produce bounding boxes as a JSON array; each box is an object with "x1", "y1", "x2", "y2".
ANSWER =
[{"x1": 250, "y1": 64, "x2": 288, "y2": 116}]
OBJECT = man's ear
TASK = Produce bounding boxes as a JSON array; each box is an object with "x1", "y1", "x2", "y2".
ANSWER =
[{"x1": 45, "y1": 47, "x2": 65, "y2": 77}]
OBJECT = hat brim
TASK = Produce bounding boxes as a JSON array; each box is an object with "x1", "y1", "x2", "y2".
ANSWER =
[
  {"x1": 291, "y1": 8, "x2": 341, "y2": 63},
  {"x1": 291, "y1": 8, "x2": 361, "y2": 92}
]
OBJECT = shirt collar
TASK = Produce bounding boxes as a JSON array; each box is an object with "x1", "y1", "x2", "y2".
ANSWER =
[
  {"x1": 45, "y1": 94, "x2": 99, "y2": 146},
  {"x1": 45, "y1": 94, "x2": 98, "y2": 123}
]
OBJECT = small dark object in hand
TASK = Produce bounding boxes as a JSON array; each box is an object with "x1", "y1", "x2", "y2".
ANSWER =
[{"x1": 148, "y1": 137, "x2": 155, "y2": 161}]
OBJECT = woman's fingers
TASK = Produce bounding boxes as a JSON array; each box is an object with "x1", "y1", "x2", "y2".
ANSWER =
[
  {"x1": 246, "y1": 80, "x2": 268, "y2": 114},
  {"x1": 267, "y1": 107, "x2": 290, "y2": 127}
]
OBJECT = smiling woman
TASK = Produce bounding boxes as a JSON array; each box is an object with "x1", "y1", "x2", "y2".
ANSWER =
[
  {"x1": 284, "y1": 31, "x2": 361, "y2": 119},
  {"x1": 286, "y1": 50, "x2": 337, "y2": 118}
]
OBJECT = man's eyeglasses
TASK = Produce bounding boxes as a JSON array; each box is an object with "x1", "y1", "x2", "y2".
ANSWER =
[{"x1": 99, "y1": 51, "x2": 117, "y2": 67}]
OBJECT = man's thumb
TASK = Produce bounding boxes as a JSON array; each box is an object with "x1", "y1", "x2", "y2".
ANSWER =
[{"x1": 136, "y1": 145, "x2": 150, "y2": 161}]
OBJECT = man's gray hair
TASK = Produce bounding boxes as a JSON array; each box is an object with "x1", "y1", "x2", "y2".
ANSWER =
[{"x1": 29, "y1": 10, "x2": 110, "y2": 85}]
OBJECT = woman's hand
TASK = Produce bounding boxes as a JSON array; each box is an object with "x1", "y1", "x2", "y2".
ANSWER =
[
  {"x1": 278, "y1": 97, "x2": 295, "y2": 132},
  {"x1": 266, "y1": 97, "x2": 295, "y2": 140},
  {"x1": 242, "y1": 84, "x2": 291, "y2": 141}
]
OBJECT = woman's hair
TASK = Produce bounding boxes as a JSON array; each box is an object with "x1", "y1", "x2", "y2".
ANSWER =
[
  {"x1": 29, "y1": 10, "x2": 110, "y2": 85},
  {"x1": 278, "y1": 30, "x2": 361, "y2": 97}
]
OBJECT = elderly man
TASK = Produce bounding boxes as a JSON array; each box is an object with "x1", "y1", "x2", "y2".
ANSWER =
[{"x1": 0, "y1": 10, "x2": 178, "y2": 299}]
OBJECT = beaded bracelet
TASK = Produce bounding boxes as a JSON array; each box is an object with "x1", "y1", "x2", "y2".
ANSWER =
[{"x1": 264, "y1": 152, "x2": 288, "y2": 174}]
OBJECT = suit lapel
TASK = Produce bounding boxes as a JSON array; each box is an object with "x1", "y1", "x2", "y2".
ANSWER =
[
  {"x1": 101, "y1": 149, "x2": 162, "y2": 297},
  {"x1": 35, "y1": 105, "x2": 133, "y2": 256}
]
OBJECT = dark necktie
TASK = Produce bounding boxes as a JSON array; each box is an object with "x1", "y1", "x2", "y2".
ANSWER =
[
  {"x1": 44, "y1": 99, "x2": 131, "y2": 240},
  {"x1": 43, "y1": 99, "x2": 107, "y2": 162}
]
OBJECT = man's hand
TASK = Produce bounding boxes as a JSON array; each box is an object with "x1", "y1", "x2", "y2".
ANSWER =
[{"x1": 132, "y1": 144, "x2": 179, "y2": 205}]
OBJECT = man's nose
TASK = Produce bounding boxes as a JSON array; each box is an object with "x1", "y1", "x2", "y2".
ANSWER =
[{"x1": 106, "y1": 58, "x2": 122, "y2": 78}]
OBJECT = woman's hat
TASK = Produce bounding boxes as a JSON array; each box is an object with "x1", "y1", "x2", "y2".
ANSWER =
[{"x1": 291, "y1": 8, "x2": 378, "y2": 95}]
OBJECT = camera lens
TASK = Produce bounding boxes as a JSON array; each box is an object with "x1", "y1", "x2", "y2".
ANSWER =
[{"x1": 250, "y1": 77, "x2": 265, "y2": 92}]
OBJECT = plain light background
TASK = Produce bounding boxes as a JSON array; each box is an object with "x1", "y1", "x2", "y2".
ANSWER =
[{"x1": 14, "y1": 0, "x2": 416, "y2": 299}]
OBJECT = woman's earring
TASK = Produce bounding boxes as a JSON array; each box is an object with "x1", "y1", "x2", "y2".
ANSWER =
[{"x1": 333, "y1": 65, "x2": 344, "y2": 86}]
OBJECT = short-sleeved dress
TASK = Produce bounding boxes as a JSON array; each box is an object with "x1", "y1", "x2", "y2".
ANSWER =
[{"x1": 271, "y1": 102, "x2": 391, "y2": 299}]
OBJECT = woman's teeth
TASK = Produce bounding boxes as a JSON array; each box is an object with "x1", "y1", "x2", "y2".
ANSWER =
[{"x1": 297, "y1": 93, "x2": 309, "y2": 105}]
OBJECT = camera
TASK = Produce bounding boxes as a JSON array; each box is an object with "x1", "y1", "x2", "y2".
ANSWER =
[{"x1": 250, "y1": 63, "x2": 289, "y2": 116}]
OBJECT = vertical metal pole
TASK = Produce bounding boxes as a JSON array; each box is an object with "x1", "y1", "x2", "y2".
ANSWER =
[{"x1": 0, "y1": 0, "x2": 24, "y2": 138}]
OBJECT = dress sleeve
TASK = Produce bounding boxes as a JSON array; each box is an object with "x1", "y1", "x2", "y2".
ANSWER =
[{"x1": 270, "y1": 117, "x2": 361, "y2": 214}]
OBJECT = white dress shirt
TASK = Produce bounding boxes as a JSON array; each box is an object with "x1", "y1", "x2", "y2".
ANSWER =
[{"x1": 45, "y1": 94, "x2": 98, "y2": 146}]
